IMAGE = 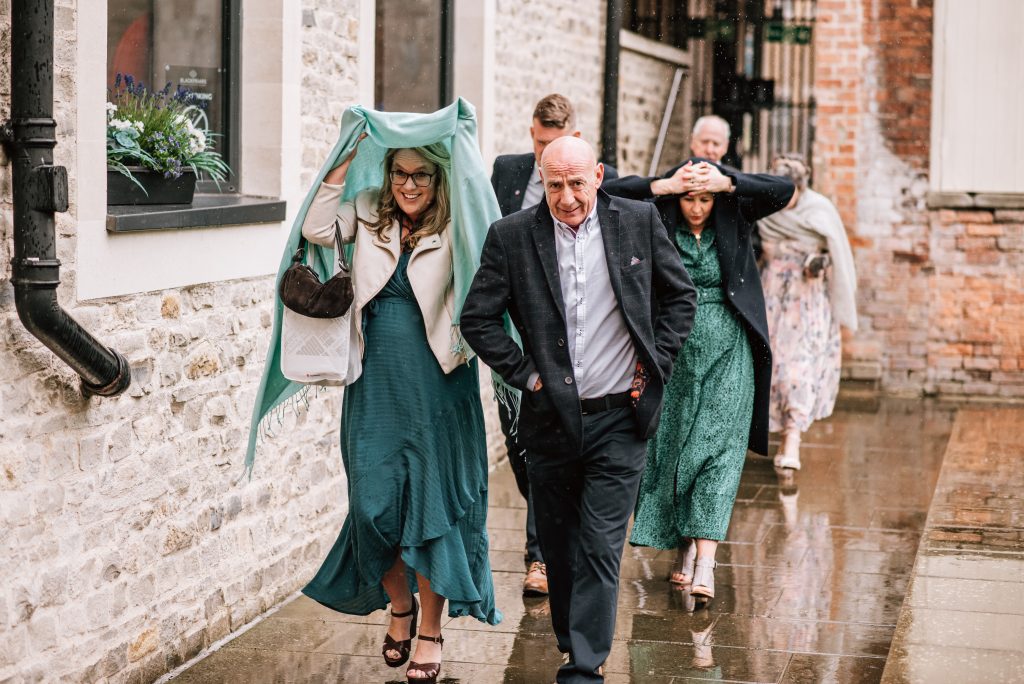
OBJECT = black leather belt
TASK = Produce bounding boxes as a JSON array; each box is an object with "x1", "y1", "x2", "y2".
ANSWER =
[{"x1": 579, "y1": 391, "x2": 632, "y2": 415}]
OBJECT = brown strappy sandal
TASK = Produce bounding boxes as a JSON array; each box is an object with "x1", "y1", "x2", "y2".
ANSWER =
[
  {"x1": 406, "y1": 633, "x2": 444, "y2": 684},
  {"x1": 382, "y1": 597, "x2": 418, "y2": 668}
]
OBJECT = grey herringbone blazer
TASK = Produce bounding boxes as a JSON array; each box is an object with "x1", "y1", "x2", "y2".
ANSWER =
[{"x1": 461, "y1": 191, "x2": 697, "y2": 451}]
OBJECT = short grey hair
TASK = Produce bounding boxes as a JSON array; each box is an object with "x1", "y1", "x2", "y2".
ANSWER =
[{"x1": 692, "y1": 115, "x2": 731, "y2": 140}]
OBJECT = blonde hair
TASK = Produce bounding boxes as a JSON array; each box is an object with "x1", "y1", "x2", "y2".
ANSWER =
[
  {"x1": 362, "y1": 144, "x2": 452, "y2": 250},
  {"x1": 770, "y1": 152, "x2": 810, "y2": 190}
]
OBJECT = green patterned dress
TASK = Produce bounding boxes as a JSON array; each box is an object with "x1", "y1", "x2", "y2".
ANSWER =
[
  {"x1": 303, "y1": 251, "x2": 500, "y2": 625},
  {"x1": 630, "y1": 225, "x2": 755, "y2": 545}
]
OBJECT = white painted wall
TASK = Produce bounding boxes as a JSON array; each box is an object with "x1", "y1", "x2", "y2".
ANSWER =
[{"x1": 931, "y1": 0, "x2": 1024, "y2": 194}]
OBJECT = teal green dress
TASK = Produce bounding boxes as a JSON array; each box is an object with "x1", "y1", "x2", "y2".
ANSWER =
[
  {"x1": 630, "y1": 225, "x2": 755, "y2": 545},
  {"x1": 304, "y1": 251, "x2": 501, "y2": 625}
]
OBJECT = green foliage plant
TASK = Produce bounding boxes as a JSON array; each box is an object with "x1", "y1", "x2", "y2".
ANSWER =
[{"x1": 107, "y1": 73, "x2": 230, "y2": 193}]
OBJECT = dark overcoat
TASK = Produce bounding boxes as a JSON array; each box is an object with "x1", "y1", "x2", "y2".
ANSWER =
[
  {"x1": 460, "y1": 191, "x2": 697, "y2": 452},
  {"x1": 649, "y1": 165, "x2": 794, "y2": 455}
]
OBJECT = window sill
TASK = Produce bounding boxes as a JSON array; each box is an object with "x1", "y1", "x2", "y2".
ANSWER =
[
  {"x1": 106, "y1": 194, "x2": 287, "y2": 233},
  {"x1": 927, "y1": 192, "x2": 1024, "y2": 210}
]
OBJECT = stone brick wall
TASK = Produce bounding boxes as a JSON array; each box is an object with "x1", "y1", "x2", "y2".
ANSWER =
[
  {"x1": 492, "y1": 0, "x2": 606, "y2": 157},
  {"x1": 1, "y1": 3, "x2": 512, "y2": 680},
  {"x1": 299, "y1": 0, "x2": 362, "y2": 188},
  {"x1": 812, "y1": 0, "x2": 1022, "y2": 398},
  {"x1": 490, "y1": 3, "x2": 689, "y2": 179},
  {"x1": 0, "y1": 4, "x2": 351, "y2": 682},
  {"x1": 616, "y1": 48, "x2": 690, "y2": 177}
]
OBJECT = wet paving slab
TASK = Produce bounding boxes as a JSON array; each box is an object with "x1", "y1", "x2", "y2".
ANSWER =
[
  {"x1": 880, "y1": 407, "x2": 1024, "y2": 684},
  {"x1": 169, "y1": 398, "x2": 957, "y2": 683}
]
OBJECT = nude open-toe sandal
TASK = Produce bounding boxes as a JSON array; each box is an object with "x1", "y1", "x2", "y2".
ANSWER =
[
  {"x1": 691, "y1": 557, "x2": 717, "y2": 607},
  {"x1": 668, "y1": 539, "x2": 697, "y2": 585}
]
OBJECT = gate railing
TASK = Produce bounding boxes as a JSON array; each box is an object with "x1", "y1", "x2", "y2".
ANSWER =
[{"x1": 687, "y1": 0, "x2": 817, "y2": 172}]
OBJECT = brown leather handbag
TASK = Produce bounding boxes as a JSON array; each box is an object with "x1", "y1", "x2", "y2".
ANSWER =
[{"x1": 278, "y1": 221, "x2": 354, "y2": 318}]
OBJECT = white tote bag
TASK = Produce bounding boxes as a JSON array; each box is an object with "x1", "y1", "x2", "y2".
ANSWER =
[{"x1": 280, "y1": 230, "x2": 363, "y2": 386}]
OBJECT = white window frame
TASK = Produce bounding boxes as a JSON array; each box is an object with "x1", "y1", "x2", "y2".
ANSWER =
[{"x1": 77, "y1": 0, "x2": 376, "y2": 300}]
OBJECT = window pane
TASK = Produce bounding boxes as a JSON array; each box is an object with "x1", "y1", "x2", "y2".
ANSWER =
[
  {"x1": 375, "y1": 0, "x2": 444, "y2": 112},
  {"x1": 625, "y1": 0, "x2": 688, "y2": 50},
  {"x1": 107, "y1": 0, "x2": 227, "y2": 147}
]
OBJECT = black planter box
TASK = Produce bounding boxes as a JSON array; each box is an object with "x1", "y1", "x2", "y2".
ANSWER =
[{"x1": 107, "y1": 167, "x2": 197, "y2": 206}]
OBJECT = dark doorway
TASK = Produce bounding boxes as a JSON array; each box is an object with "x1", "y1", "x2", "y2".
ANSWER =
[{"x1": 688, "y1": 0, "x2": 817, "y2": 171}]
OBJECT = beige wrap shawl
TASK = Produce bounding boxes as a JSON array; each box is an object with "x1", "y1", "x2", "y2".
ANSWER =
[{"x1": 758, "y1": 188, "x2": 858, "y2": 331}]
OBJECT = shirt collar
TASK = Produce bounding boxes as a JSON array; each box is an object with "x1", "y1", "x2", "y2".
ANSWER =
[{"x1": 528, "y1": 163, "x2": 541, "y2": 185}]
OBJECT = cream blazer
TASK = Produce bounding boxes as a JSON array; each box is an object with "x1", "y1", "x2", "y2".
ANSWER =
[{"x1": 301, "y1": 183, "x2": 467, "y2": 374}]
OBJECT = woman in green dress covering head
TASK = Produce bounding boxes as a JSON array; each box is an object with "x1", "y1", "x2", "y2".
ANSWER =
[
  {"x1": 299, "y1": 140, "x2": 500, "y2": 684},
  {"x1": 629, "y1": 158, "x2": 793, "y2": 608}
]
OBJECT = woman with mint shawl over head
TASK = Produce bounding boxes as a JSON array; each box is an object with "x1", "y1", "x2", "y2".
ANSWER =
[{"x1": 246, "y1": 101, "x2": 503, "y2": 684}]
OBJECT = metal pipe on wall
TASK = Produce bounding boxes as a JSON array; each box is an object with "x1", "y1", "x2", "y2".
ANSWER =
[
  {"x1": 600, "y1": 0, "x2": 623, "y2": 165},
  {"x1": 3, "y1": 0, "x2": 131, "y2": 397}
]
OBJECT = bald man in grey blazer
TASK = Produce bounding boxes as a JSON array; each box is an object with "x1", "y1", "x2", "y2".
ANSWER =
[{"x1": 463, "y1": 137, "x2": 696, "y2": 684}]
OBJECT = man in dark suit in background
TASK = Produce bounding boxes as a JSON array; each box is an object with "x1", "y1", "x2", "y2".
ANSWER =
[
  {"x1": 492, "y1": 93, "x2": 619, "y2": 218},
  {"x1": 463, "y1": 136, "x2": 697, "y2": 684},
  {"x1": 488, "y1": 93, "x2": 618, "y2": 597}
]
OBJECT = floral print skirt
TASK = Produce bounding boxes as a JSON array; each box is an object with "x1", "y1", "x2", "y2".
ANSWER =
[{"x1": 760, "y1": 242, "x2": 842, "y2": 434}]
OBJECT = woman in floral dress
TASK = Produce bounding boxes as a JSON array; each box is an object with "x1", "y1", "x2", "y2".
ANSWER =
[{"x1": 757, "y1": 154, "x2": 858, "y2": 471}]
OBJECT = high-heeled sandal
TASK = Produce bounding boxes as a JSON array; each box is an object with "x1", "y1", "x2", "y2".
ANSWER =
[
  {"x1": 406, "y1": 633, "x2": 444, "y2": 684},
  {"x1": 382, "y1": 597, "x2": 418, "y2": 668},
  {"x1": 668, "y1": 539, "x2": 696, "y2": 585},
  {"x1": 691, "y1": 557, "x2": 717, "y2": 607}
]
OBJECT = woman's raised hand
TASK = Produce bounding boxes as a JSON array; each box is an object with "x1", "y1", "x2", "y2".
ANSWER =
[
  {"x1": 694, "y1": 162, "x2": 734, "y2": 194},
  {"x1": 324, "y1": 132, "x2": 368, "y2": 186}
]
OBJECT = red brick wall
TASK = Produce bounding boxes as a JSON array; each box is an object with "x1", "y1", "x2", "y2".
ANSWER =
[
  {"x1": 871, "y1": 0, "x2": 932, "y2": 170},
  {"x1": 812, "y1": 0, "x2": 1024, "y2": 399},
  {"x1": 812, "y1": 0, "x2": 862, "y2": 229},
  {"x1": 930, "y1": 210, "x2": 1024, "y2": 397}
]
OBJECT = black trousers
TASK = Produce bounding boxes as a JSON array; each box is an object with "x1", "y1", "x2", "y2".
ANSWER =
[
  {"x1": 527, "y1": 407, "x2": 647, "y2": 684},
  {"x1": 498, "y1": 397, "x2": 542, "y2": 564}
]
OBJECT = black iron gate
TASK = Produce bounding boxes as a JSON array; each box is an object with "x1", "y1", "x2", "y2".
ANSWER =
[{"x1": 687, "y1": 0, "x2": 817, "y2": 172}]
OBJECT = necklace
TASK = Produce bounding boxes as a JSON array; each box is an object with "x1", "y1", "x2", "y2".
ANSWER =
[{"x1": 399, "y1": 214, "x2": 421, "y2": 252}]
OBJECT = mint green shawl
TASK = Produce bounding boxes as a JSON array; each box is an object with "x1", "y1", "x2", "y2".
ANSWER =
[{"x1": 245, "y1": 99, "x2": 503, "y2": 471}]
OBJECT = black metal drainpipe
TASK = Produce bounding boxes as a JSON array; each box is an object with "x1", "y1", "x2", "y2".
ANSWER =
[
  {"x1": 600, "y1": 0, "x2": 623, "y2": 166},
  {"x1": 2, "y1": 0, "x2": 131, "y2": 397}
]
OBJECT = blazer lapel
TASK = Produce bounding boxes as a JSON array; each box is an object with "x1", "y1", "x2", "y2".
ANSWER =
[
  {"x1": 531, "y1": 206, "x2": 567, "y2": 325},
  {"x1": 408, "y1": 229, "x2": 444, "y2": 265},
  {"x1": 597, "y1": 196, "x2": 624, "y2": 303},
  {"x1": 510, "y1": 155, "x2": 534, "y2": 213},
  {"x1": 372, "y1": 219, "x2": 402, "y2": 262}
]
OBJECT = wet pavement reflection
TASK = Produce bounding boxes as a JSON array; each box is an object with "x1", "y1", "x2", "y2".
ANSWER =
[
  {"x1": 880, "y1": 407, "x2": 1024, "y2": 684},
  {"x1": 171, "y1": 398, "x2": 958, "y2": 683}
]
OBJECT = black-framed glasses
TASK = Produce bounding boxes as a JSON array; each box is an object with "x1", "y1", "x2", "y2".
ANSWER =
[{"x1": 389, "y1": 170, "x2": 435, "y2": 187}]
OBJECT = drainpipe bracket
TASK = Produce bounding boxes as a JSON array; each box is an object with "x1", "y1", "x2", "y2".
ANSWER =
[
  {"x1": 0, "y1": 120, "x2": 12, "y2": 165},
  {"x1": 30, "y1": 165, "x2": 69, "y2": 212}
]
